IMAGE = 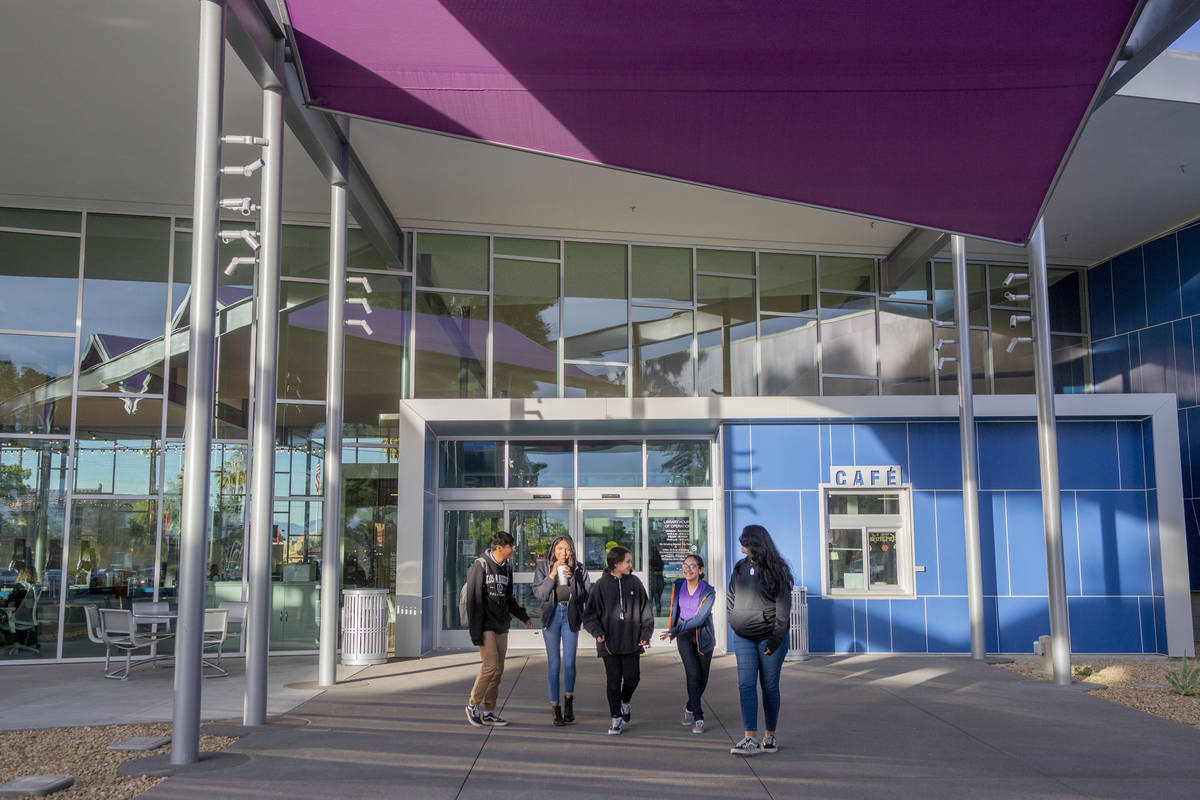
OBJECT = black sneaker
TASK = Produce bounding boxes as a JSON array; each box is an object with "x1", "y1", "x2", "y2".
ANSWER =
[
  {"x1": 619, "y1": 701, "x2": 631, "y2": 723},
  {"x1": 465, "y1": 704, "x2": 483, "y2": 728},
  {"x1": 730, "y1": 736, "x2": 760, "y2": 756},
  {"x1": 481, "y1": 711, "x2": 509, "y2": 727},
  {"x1": 761, "y1": 734, "x2": 778, "y2": 753}
]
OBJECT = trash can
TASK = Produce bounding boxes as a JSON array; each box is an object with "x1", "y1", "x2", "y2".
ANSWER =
[
  {"x1": 340, "y1": 588, "x2": 389, "y2": 665},
  {"x1": 785, "y1": 585, "x2": 809, "y2": 662}
]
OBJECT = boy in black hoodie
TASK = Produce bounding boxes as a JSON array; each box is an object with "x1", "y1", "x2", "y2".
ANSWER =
[{"x1": 464, "y1": 531, "x2": 532, "y2": 727}]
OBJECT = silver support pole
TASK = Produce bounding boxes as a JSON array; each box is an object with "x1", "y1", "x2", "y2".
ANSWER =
[
  {"x1": 1029, "y1": 217, "x2": 1072, "y2": 686},
  {"x1": 952, "y1": 236, "x2": 986, "y2": 660},
  {"x1": 244, "y1": 82, "x2": 284, "y2": 725},
  {"x1": 318, "y1": 180, "x2": 348, "y2": 686},
  {"x1": 172, "y1": 0, "x2": 224, "y2": 765}
]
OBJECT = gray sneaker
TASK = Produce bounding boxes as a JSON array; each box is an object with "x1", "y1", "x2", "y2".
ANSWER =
[
  {"x1": 607, "y1": 717, "x2": 625, "y2": 735},
  {"x1": 692, "y1": 718, "x2": 705, "y2": 735},
  {"x1": 730, "y1": 735, "x2": 759, "y2": 756},
  {"x1": 681, "y1": 707, "x2": 695, "y2": 726},
  {"x1": 761, "y1": 734, "x2": 778, "y2": 753},
  {"x1": 620, "y1": 701, "x2": 631, "y2": 723}
]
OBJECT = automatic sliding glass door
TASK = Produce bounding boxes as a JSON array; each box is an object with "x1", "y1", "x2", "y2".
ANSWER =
[{"x1": 508, "y1": 504, "x2": 571, "y2": 646}]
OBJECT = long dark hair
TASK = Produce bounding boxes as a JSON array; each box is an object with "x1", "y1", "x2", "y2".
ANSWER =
[
  {"x1": 739, "y1": 524, "x2": 793, "y2": 592},
  {"x1": 547, "y1": 535, "x2": 577, "y2": 570}
]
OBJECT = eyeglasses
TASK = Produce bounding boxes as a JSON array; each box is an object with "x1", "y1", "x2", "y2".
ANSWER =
[{"x1": 681, "y1": 563, "x2": 699, "y2": 570}]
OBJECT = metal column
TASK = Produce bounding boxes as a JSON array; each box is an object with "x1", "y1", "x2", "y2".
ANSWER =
[
  {"x1": 1029, "y1": 217, "x2": 1073, "y2": 686},
  {"x1": 952, "y1": 236, "x2": 986, "y2": 660},
  {"x1": 318, "y1": 181, "x2": 348, "y2": 686},
  {"x1": 172, "y1": 0, "x2": 224, "y2": 765},
  {"x1": 244, "y1": 83, "x2": 284, "y2": 725}
]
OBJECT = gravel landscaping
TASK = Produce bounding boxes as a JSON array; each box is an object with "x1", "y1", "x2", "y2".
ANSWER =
[
  {"x1": 995, "y1": 656, "x2": 1200, "y2": 729},
  {"x1": 0, "y1": 723, "x2": 236, "y2": 799}
]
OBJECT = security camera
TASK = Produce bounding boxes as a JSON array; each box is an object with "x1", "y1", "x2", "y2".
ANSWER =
[
  {"x1": 220, "y1": 197, "x2": 259, "y2": 216},
  {"x1": 221, "y1": 158, "x2": 265, "y2": 178},
  {"x1": 1001, "y1": 272, "x2": 1028, "y2": 287},
  {"x1": 1009, "y1": 314, "x2": 1031, "y2": 329}
]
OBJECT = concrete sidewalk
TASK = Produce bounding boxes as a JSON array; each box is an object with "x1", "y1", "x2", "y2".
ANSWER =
[{"x1": 132, "y1": 650, "x2": 1200, "y2": 800}]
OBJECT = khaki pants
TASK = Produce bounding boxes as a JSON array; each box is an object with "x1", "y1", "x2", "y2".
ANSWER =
[{"x1": 469, "y1": 631, "x2": 508, "y2": 710}]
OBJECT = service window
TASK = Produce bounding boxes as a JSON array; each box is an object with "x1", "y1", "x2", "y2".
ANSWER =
[{"x1": 821, "y1": 489, "x2": 913, "y2": 596}]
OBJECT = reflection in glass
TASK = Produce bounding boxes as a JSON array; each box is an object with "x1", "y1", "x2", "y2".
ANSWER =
[
  {"x1": 1053, "y1": 335, "x2": 1090, "y2": 394},
  {"x1": 564, "y1": 242, "x2": 627, "y2": 362},
  {"x1": 0, "y1": 438, "x2": 67, "y2": 660},
  {"x1": 633, "y1": 306, "x2": 693, "y2": 397},
  {"x1": 347, "y1": 228, "x2": 391, "y2": 271},
  {"x1": 1047, "y1": 269, "x2": 1085, "y2": 333},
  {"x1": 937, "y1": 328, "x2": 990, "y2": 397},
  {"x1": 495, "y1": 237, "x2": 559, "y2": 260},
  {"x1": 932, "y1": 261, "x2": 987, "y2": 327},
  {"x1": 276, "y1": 404, "x2": 325, "y2": 497},
  {"x1": 439, "y1": 441, "x2": 503, "y2": 488},
  {"x1": 508, "y1": 440, "x2": 573, "y2": 487},
  {"x1": 578, "y1": 440, "x2": 642, "y2": 487},
  {"x1": 269, "y1": 500, "x2": 323, "y2": 650},
  {"x1": 697, "y1": 249, "x2": 753, "y2": 275},
  {"x1": 345, "y1": 274, "x2": 408, "y2": 438},
  {"x1": 646, "y1": 440, "x2": 711, "y2": 487},
  {"x1": 81, "y1": 214, "x2": 170, "y2": 352},
  {"x1": 443, "y1": 508, "x2": 503, "y2": 629},
  {"x1": 494, "y1": 259, "x2": 559, "y2": 398},
  {"x1": 867, "y1": 529, "x2": 899, "y2": 586},
  {"x1": 697, "y1": 276, "x2": 755, "y2": 396},
  {"x1": 562, "y1": 361, "x2": 625, "y2": 398},
  {"x1": 416, "y1": 233, "x2": 488, "y2": 291},
  {"x1": 582, "y1": 508, "x2": 641, "y2": 572},
  {"x1": 648, "y1": 508, "x2": 707, "y2": 620},
  {"x1": 820, "y1": 294, "x2": 876, "y2": 377},
  {"x1": 991, "y1": 308, "x2": 1034, "y2": 394},
  {"x1": 827, "y1": 493, "x2": 900, "y2": 514},
  {"x1": 879, "y1": 301, "x2": 933, "y2": 395},
  {"x1": 881, "y1": 260, "x2": 931, "y2": 302},
  {"x1": 0, "y1": 334, "x2": 75, "y2": 435},
  {"x1": 277, "y1": 281, "x2": 328, "y2": 402},
  {"x1": 759, "y1": 315, "x2": 817, "y2": 396},
  {"x1": 820, "y1": 256, "x2": 875, "y2": 293},
  {"x1": 280, "y1": 225, "x2": 329, "y2": 279},
  {"x1": 0, "y1": 207, "x2": 81, "y2": 234},
  {"x1": 823, "y1": 376, "x2": 878, "y2": 395},
  {"x1": 414, "y1": 292, "x2": 488, "y2": 398},
  {"x1": 827, "y1": 528, "x2": 864, "y2": 590},
  {"x1": 632, "y1": 246, "x2": 691, "y2": 304},
  {"x1": 509, "y1": 508, "x2": 569, "y2": 572},
  {"x1": 343, "y1": 447, "x2": 398, "y2": 590},
  {"x1": 759, "y1": 253, "x2": 815, "y2": 314},
  {"x1": 74, "y1": 397, "x2": 161, "y2": 495},
  {"x1": 0, "y1": 231, "x2": 79, "y2": 333}
]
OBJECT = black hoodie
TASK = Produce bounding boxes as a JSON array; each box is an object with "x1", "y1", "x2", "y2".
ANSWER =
[
  {"x1": 727, "y1": 557, "x2": 792, "y2": 653},
  {"x1": 582, "y1": 571, "x2": 653, "y2": 657},
  {"x1": 465, "y1": 550, "x2": 530, "y2": 646}
]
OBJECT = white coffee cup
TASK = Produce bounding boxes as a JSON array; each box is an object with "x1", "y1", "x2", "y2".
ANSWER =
[{"x1": 557, "y1": 564, "x2": 569, "y2": 585}]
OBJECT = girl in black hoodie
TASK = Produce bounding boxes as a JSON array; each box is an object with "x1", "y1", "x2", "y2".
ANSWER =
[{"x1": 582, "y1": 546, "x2": 653, "y2": 735}]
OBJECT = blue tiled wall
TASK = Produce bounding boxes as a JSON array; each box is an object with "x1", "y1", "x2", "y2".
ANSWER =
[
  {"x1": 723, "y1": 420, "x2": 1164, "y2": 654},
  {"x1": 1089, "y1": 220, "x2": 1200, "y2": 587}
]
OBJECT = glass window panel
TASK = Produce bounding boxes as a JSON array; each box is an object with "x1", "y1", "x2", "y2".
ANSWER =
[
  {"x1": 868, "y1": 529, "x2": 899, "y2": 587},
  {"x1": 633, "y1": 306, "x2": 693, "y2": 397},
  {"x1": 270, "y1": 498, "x2": 323, "y2": 654},
  {"x1": 280, "y1": 225, "x2": 330, "y2": 279},
  {"x1": 0, "y1": 230, "x2": 79, "y2": 332},
  {"x1": 759, "y1": 315, "x2": 818, "y2": 396},
  {"x1": 1048, "y1": 269, "x2": 1085, "y2": 333},
  {"x1": 582, "y1": 508, "x2": 642, "y2": 572},
  {"x1": 820, "y1": 293, "x2": 876, "y2": 377},
  {"x1": 0, "y1": 207, "x2": 81, "y2": 233},
  {"x1": 345, "y1": 274, "x2": 408, "y2": 438},
  {"x1": 759, "y1": 252, "x2": 816, "y2": 314},
  {"x1": 416, "y1": 233, "x2": 488, "y2": 291},
  {"x1": 564, "y1": 241, "x2": 628, "y2": 361},
  {"x1": 1053, "y1": 334, "x2": 1090, "y2": 394},
  {"x1": 648, "y1": 508, "x2": 707, "y2": 622},
  {"x1": 932, "y1": 261, "x2": 988, "y2": 327},
  {"x1": 991, "y1": 308, "x2": 1035, "y2": 394},
  {"x1": 578, "y1": 440, "x2": 642, "y2": 487},
  {"x1": 697, "y1": 276, "x2": 755, "y2": 396},
  {"x1": 827, "y1": 493, "x2": 900, "y2": 515},
  {"x1": 494, "y1": 259, "x2": 559, "y2": 399},
  {"x1": 277, "y1": 281, "x2": 328, "y2": 402},
  {"x1": 413, "y1": 292, "x2": 488, "y2": 398},
  {"x1": 74, "y1": 397, "x2": 161, "y2": 495},
  {"x1": 879, "y1": 301, "x2": 933, "y2": 395},
  {"x1": 443, "y1": 508, "x2": 503, "y2": 629},
  {"x1": 827, "y1": 528, "x2": 864, "y2": 590},
  {"x1": 343, "y1": 446, "x2": 398, "y2": 590},
  {"x1": 509, "y1": 508, "x2": 570, "y2": 572},
  {"x1": 81, "y1": 214, "x2": 170, "y2": 347},
  {"x1": 275, "y1": 403, "x2": 325, "y2": 497},
  {"x1": 0, "y1": 334, "x2": 75, "y2": 435},
  {"x1": 881, "y1": 260, "x2": 931, "y2": 302},
  {"x1": 170, "y1": 231, "x2": 250, "y2": 330},
  {"x1": 439, "y1": 441, "x2": 503, "y2": 488},
  {"x1": 646, "y1": 440, "x2": 711, "y2": 487},
  {"x1": 823, "y1": 376, "x2": 878, "y2": 396},
  {"x1": 508, "y1": 440, "x2": 573, "y2": 487},
  {"x1": 347, "y1": 228, "x2": 392, "y2": 271},
  {"x1": 632, "y1": 245, "x2": 691, "y2": 304},
  {"x1": 62, "y1": 499, "x2": 157, "y2": 656},
  {"x1": 820, "y1": 255, "x2": 875, "y2": 293},
  {"x1": 494, "y1": 237, "x2": 559, "y2": 260},
  {"x1": 0, "y1": 438, "x2": 67, "y2": 660},
  {"x1": 563, "y1": 362, "x2": 626, "y2": 398},
  {"x1": 696, "y1": 248, "x2": 754, "y2": 275},
  {"x1": 937, "y1": 328, "x2": 990, "y2": 397}
]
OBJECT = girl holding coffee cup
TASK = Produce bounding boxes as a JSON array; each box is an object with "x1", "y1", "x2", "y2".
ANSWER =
[{"x1": 533, "y1": 535, "x2": 591, "y2": 726}]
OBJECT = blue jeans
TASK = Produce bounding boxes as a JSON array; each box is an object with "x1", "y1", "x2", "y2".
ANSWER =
[
  {"x1": 731, "y1": 630, "x2": 788, "y2": 733},
  {"x1": 543, "y1": 604, "x2": 578, "y2": 703}
]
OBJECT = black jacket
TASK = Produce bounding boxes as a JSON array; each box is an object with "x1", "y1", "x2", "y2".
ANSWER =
[
  {"x1": 531, "y1": 551, "x2": 591, "y2": 631},
  {"x1": 582, "y1": 571, "x2": 653, "y2": 657},
  {"x1": 465, "y1": 552, "x2": 530, "y2": 646},
  {"x1": 727, "y1": 558, "x2": 792, "y2": 653}
]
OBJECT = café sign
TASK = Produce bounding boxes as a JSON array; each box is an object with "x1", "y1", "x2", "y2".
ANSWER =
[{"x1": 830, "y1": 465, "x2": 901, "y2": 488}]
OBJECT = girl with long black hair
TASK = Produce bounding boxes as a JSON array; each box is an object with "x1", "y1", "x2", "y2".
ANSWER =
[
  {"x1": 532, "y1": 535, "x2": 591, "y2": 726},
  {"x1": 727, "y1": 524, "x2": 793, "y2": 756}
]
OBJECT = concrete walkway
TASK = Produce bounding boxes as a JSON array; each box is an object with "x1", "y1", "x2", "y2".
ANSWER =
[{"x1": 118, "y1": 650, "x2": 1200, "y2": 800}]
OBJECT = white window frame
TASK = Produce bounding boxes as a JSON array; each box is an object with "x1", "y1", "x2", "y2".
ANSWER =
[{"x1": 818, "y1": 484, "x2": 915, "y2": 598}]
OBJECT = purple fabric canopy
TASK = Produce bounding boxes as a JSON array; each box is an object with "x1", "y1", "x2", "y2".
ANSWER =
[{"x1": 284, "y1": 1, "x2": 1136, "y2": 244}]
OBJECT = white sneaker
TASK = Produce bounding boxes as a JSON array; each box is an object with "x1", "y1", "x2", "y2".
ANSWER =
[
  {"x1": 607, "y1": 716, "x2": 625, "y2": 735},
  {"x1": 681, "y1": 707, "x2": 695, "y2": 726},
  {"x1": 730, "y1": 736, "x2": 760, "y2": 756},
  {"x1": 692, "y1": 718, "x2": 705, "y2": 734},
  {"x1": 620, "y1": 701, "x2": 631, "y2": 723}
]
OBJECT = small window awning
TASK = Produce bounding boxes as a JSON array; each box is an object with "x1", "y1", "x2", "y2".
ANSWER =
[{"x1": 282, "y1": 1, "x2": 1139, "y2": 245}]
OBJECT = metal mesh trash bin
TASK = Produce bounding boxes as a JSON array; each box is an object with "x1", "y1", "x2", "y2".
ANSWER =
[
  {"x1": 341, "y1": 588, "x2": 389, "y2": 665},
  {"x1": 785, "y1": 586, "x2": 809, "y2": 661}
]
